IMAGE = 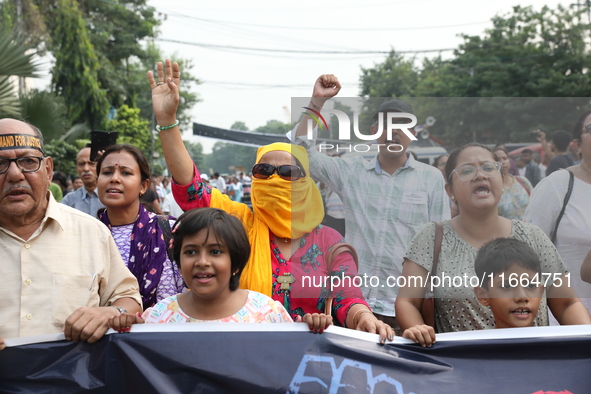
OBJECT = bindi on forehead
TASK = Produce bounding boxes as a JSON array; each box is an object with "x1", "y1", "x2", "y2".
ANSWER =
[{"x1": 104, "y1": 163, "x2": 131, "y2": 169}]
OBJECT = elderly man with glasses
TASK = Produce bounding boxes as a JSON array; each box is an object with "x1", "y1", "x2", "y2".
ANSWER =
[{"x1": 0, "y1": 119, "x2": 141, "y2": 351}]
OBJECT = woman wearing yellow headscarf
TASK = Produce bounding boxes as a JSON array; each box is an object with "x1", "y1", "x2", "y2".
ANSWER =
[{"x1": 148, "y1": 59, "x2": 394, "y2": 341}]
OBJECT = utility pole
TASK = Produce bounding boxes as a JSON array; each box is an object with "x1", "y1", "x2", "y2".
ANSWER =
[{"x1": 571, "y1": 1, "x2": 591, "y2": 24}]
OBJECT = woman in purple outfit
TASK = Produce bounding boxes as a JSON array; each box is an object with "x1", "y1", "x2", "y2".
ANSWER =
[{"x1": 97, "y1": 144, "x2": 185, "y2": 309}]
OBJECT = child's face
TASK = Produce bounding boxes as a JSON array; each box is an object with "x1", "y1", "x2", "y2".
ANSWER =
[
  {"x1": 180, "y1": 229, "x2": 234, "y2": 301},
  {"x1": 474, "y1": 265, "x2": 544, "y2": 329}
]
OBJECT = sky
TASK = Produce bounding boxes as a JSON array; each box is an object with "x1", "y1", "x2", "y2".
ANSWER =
[{"x1": 34, "y1": 0, "x2": 574, "y2": 153}]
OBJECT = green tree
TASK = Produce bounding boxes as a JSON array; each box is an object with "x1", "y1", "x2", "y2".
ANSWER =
[
  {"x1": 204, "y1": 142, "x2": 257, "y2": 174},
  {"x1": 359, "y1": 5, "x2": 591, "y2": 146},
  {"x1": 108, "y1": 104, "x2": 152, "y2": 157},
  {"x1": 418, "y1": 5, "x2": 591, "y2": 145},
  {"x1": 1, "y1": 1, "x2": 200, "y2": 137},
  {"x1": 203, "y1": 121, "x2": 249, "y2": 173},
  {"x1": 76, "y1": 0, "x2": 159, "y2": 110},
  {"x1": 254, "y1": 119, "x2": 291, "y2": 135},
  {"x1": 50, "y1": 0, "x2": 109, "y2": 130},
  {"x1": 0, "y1": 27, "x2": 41, "y2": 117},
  {"x1": 203, "y1": 119, "x2": 293, "y2": 173},
  {"x1": 231, "y1": 121, "x2": 249, "y2": 131},
  {"x1": 45, "y1": 139, "x2": 79, "y2": 176},
  {"x1": 360, "y1": 50, "x2": 419, "y2": 98},
  {"x1": 19, "y1": 90, "x2": 71, "y2": 142},
  {"x1": 0, "y1": 0, "x2": 50, "y2": 54},
  {"x1": 184, "y1": 140, "x2": 204, "y2": 168}
]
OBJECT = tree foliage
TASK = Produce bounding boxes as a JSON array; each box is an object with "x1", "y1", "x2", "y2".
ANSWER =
[
  {"x1": 203, "y1": 120, "x2": 291, "y2": 173},
  {"x1": 360, "y1": 50, "x2": 418, "y2": 98},
  {"x1": 19, "y1": 89, "x2": 71, "y2": 142},
  {"x1": 359, "y1": 5, "x2": 591, "y2": 146},
  {"x1": 0, "y1": 0, "x2": 200, "y2": 138},
  {"x1": 108, "y1": 104, "x2": 152, "y2": 157},
  {"x1": 0, "y1": 27, "x2": 41, "y2": 117},
  {"x1": 184, "y1": 140, "x2": 204, "y2": 169},
  {"x1": 0, "y1": 0, "x2": 50, "y2": 53},
  {"x1": 75, "y1": 0, "x2": 158, "y2": 110},
  {"x1": 45, "y1": 139, "x2": 79, "y2": 176},
  {"x1": 204, "y1": 142, "x2": 257, "y2": 175},
  {"x1": 50, "y1": 0, "x2": 109, "y2": 130}
]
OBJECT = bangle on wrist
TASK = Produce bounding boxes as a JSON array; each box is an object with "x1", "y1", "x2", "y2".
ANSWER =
[
  {"x1": 308, "y1": 100, "x2": 323, "y2": 111},
  {"x1": 351, "y1": 309, "x2": 373, "y2": 327},
  {"x1": 155, "y1": 119, "x2": 179, "y2": 132}
]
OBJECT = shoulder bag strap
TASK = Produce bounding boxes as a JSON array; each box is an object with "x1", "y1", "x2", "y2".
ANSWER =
[
  {"x1": 431, "y1": 222, "x2": 443, "y2": 278},
  {"x1": 514, "y1": 176, "x2": 530, "y2": 196},
  {"x1": 157, "y1": 214, "x2": 174, "y2": 262},
  {"x1": 550, "y1": 170, "x2": 574, "y2": 244},
  {"x1": 421, "y1": 222, "x2": 443, "y2": 329}
]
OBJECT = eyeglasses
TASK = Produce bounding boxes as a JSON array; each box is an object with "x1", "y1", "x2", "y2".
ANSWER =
[
  {"x1": 251, "y1": 163, "x2": 306, "y2": 181},
  {"x1": 448, "y1": 161, "x2": 502, "y2": 182},
  {"x1": 0, "y1": 156, "x2": 44, "y2": 175},
  {"x1": 584, "y1": 124, "x2": 591, "y2": 134}
]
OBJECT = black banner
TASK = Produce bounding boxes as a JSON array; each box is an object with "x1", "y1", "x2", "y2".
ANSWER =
[
  {"x1": 1, "y1": 325, "x2": 590, "y2": 393},
  {"x1": 192, "y1": 122, "x2": 347, "y2": 148}
]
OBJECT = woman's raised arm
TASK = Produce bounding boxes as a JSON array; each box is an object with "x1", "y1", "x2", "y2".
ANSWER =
[{"x1": 147, "y1": 59, "x2": 194, "y2": 186}]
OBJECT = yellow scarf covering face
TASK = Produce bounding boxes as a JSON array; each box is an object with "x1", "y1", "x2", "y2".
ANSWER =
[
  {"x1": 213, "y1": 142, "x2": 324, "y2": 296},
  {"x1": 252, "y1": 143, "x2": 324, "y2": 238},
  {"x1": 251, "y1": 174, "x2": 324, "y2": 240}
]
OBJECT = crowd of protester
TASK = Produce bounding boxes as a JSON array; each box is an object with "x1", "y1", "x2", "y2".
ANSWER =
[{"x1": 1, "y1": 59, "x2": 590, "y2": 352}]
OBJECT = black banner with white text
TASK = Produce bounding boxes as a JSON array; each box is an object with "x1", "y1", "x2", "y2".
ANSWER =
[{"x1": 1, "y1": 324, "x2": 590, "y2": 393}]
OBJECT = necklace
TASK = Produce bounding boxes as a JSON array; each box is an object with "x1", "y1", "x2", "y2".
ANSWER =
[{"x1": 277, "y1": 273, "x2": 295, "y2": 291}]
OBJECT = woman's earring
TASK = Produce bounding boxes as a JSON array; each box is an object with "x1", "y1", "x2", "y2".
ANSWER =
[{"x1": 451, "y1": 196, "x2": 455, "y2": 200}]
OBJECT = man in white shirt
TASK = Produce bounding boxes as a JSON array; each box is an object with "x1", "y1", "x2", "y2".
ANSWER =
[
  {"x1": 211, "y1": 172, "x2": 227, "y2": 194},
  {"x1": 152, "y1": 174, "x2": 167, "y2": 203},
  {"x1": 289, "y1": 75, "x2": 450, "y2": 333},
  {"x1": 162, "y1": 192, "x2": 184, "y2": 218},
  {"x1": 0, "y1": 119, "x2": 141, "y2": 349}
]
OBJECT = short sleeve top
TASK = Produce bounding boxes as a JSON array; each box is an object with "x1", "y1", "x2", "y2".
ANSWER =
[
  {"x1": 404, "y1": 220, "x2": 567, "y2": 333},
  {"x1": 143, "y1": 291, "x2": 294, "y2": 323}
]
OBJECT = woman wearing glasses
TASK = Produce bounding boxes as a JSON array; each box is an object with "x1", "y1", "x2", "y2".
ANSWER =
[
  {"x1": 147, "y1": 60, "x2": 394, "y2": 341},
  {"x1": 396, "y1": 143, "x2": 589, "y2": 347},
  {"x1": 525, "y1": 111, "x2": 591, "y2": 318}
]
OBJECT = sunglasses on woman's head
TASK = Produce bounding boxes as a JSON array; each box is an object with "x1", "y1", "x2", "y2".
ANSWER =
[{"x1": 251, "y1": 163, "x2": 306, "y2": 181}]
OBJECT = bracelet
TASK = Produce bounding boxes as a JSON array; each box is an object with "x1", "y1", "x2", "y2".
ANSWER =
[
  {"x1": 308, "y1": 100, "x2": 323, "y2": 111},
  {"x1": 109, "y1": 305, "x2": 127, "y2": 314},
  {"x1": 155, "y1": 119, "x2": 179, "y2": 132},
  {"x1": 351, "y1": 309, "x2": 373, "y2": 327}
]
